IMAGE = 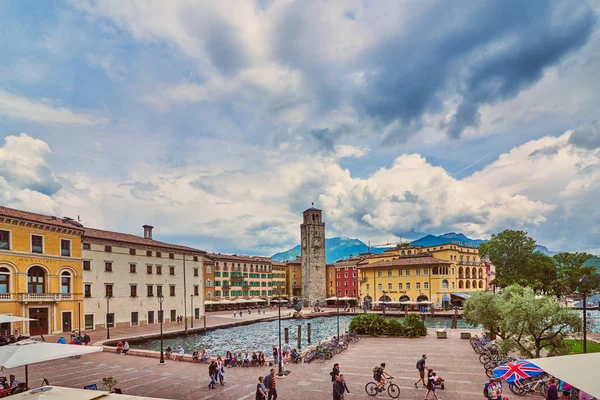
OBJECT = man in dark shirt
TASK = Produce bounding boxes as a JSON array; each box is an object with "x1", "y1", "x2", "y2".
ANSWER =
[
  {"x1": 333, "y1": 375, "x2": 344, "y2": 400},
  {"x1": 546, "y1": 378, "x2": 559, "y2": 400},
  {"x1": 331, "y1": 363, "x2": 340, "y2": 382},
  {"x1": 414, "y1": 354, "x2": 428, "y2": 388},
  {"x1": 264, "y1": 368, "x2": 277, "y2": 400}
]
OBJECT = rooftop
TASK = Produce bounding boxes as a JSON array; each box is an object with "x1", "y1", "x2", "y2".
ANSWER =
[
  {"x1": 0, "y1": 206, "x2": 84, "y2": 232},
  {"x1": 84, "y1": 227, "x2": 205, "y2": 254},
  {"x1": 357, "y1": 256, "x2": 452, "y2": 268},
  {"x1": 205, "y1": 253, "x2": 272, "y2": 263}
]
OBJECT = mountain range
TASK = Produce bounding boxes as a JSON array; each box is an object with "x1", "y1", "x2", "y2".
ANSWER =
[{"x1": 271, "y1": 232, "x2": 559, "y2": 263}]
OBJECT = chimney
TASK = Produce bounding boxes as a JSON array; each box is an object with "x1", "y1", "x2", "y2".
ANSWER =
[{"x1": 143, "y1": 225, "x2": 153, "y2": 239}]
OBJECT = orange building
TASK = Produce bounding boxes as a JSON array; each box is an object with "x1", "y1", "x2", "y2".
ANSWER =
[
  {"x1": 285, "y1": 257, "x2": 302, "y2": 298},
  {"x1": 203, "y1": 256, "x2": 214, "y2": 301}
]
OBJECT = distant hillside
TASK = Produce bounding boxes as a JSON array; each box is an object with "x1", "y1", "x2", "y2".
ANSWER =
[
  {"x1": 583, "y1": 256, "x2": 600, "y2": 273},
  {"x1": 535, "y1": 245, "x2": 558, "y2": 256},
  {"x1": 271, "y1": 237, "x2": 387, "y2": 264},
  {"x1": 272, "y1": 233, "x2": 560, "y2": 264}
]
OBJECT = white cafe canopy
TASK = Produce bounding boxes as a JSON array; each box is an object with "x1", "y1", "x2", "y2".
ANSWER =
[
  {"x1": 254, "y1": 298, "x2": 267, "y2": 303},
  {"x1": 204, "y1": 300, "x2": 216, "y2": 305},
  {"x1": 218, "y1": 299, "x2": 235, "y2": 304},
  {"x1": 0, "y1": 315, "x2": 35, "y2": 323},
  {"x1": 400, "y1": 301, "x2": 418, "y2": 305},
  {"x1": 11, "y1": 386, "x2": 172, "y2": 400},
  {"x1": 527, "y1": 353, "x2": 600, "y2": 398},
  {"x1": 339, "y1": 296, "x2": 357, "y2": 301},
  {"x1": 325, "y1": 297, "x2": 339, "y2": 301}
]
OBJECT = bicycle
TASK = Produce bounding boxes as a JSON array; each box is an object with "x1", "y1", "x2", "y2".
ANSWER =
[
  {"x1": 365, "y1": 377, "x2": 400, "y2": 398},
  {"x1": 508, "y1": 374, "x2": 548, "y2": 397}
]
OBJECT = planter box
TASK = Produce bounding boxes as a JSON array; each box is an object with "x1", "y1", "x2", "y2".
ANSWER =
[
  {"x1": 436, "y1": 331, "x2": 447, "y2": 339},
  {"x1": 460, "y1": 332, "x2": 471, "y2": 339}
]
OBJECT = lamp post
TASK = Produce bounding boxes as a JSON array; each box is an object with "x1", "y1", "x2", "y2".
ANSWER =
[
  {"x1": 190, "y1": 295, "x2": 194, "y2": 329},
  {"x1": 277, "y1": 291, "x2": 284, "y2": 377},
  {"x1": 158, "y1": 295, "x2": 165, "y2": 364},
  {"x1": 105, "y1": 295, "x2": 111, "y2": 340},
  {"x1": 336, "y1": 294, "x2": 340, "y2": 338},
  {"x1": 579, "y1": 275, "x2": 591, "y2": 354}
]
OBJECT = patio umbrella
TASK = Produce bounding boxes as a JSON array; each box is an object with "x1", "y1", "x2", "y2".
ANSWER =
[
  {"x1": 0, "y1": 339, "x2": 103, "y2": 386},
  {"x1": 493, "y1": 360, "x2": 544, "y2": 385},
  {"x1": 11, "y1": 385, "x2": 172, "y2": 399},
  {"x1": 0, "y1": 315, "x2": 35, "y2": 323}
]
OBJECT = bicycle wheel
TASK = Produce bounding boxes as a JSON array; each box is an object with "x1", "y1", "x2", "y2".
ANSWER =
[
  {"x1": 509, "y1": 383, "x2": 526, "y2": 396},
  {"x1": 365, "y1": 382, "x2": 378, "y2": 397},
  {"x1": 316, "y1": 353, "x2": 326, "y2": 363},
  {"x1": 485, "y1": 368, "x2": 494, "y2": 378},
  {"x1": 387, "y1": 383, "x2": 400, "y2": 398}
]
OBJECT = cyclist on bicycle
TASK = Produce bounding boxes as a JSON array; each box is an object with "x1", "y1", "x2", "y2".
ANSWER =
[{"x1": 373, "y1": 363, "x2": 392, "y2": 392}]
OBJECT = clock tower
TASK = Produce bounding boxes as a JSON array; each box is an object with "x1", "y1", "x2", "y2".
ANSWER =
[{"x1": 301, "y1": 205, "x2": 326, "y2": 306}]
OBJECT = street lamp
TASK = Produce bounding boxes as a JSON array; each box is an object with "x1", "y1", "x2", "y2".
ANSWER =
[
  {"x1": 105, "y1": 295, "x2": 111, "y2": 340},
  {"x1": 158, "y1": 295, "x2": 165, "y2": 364},
  {"x1": 579, "y1": 275, "x2": 591, "y2": 354},
  {"x1": 336, "y1": 293, "x2": 340, "y2": 338},
  {"x1": 190, "y1": 295, "x2": 194, "y2": 329},
  {"x1": 382, "y1": 290, "x2": 387, "y2": 317}
]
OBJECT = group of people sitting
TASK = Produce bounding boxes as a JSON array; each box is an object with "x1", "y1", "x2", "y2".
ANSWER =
[
  {"x1": 164, "y1": 345, "x2": 185, "y2": 360},
  {"x1": 224, "y1": 351, "x2": 266, "y2": 367},
  {"x1": 115, "y1": 341, "x2": 130, "y2": 355},
  {"x1": 192, "y1": 349, "x2": 209, "y2": 363},
  {"x1": 0, "y1": 376, "x2": 27, "y2": 397}
]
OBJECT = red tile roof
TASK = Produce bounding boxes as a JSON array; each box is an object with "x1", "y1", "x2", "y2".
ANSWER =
[
  {"x1": 357, "y1": 256, "x2": 451, "y2": 268},
  {"x1": 83, "y1": 227, "x2": 205, "y2": 254},
  {"x1": 205, "y1": 253, "x2": 271, "y2": 263},
  {"x1": 0, "y1": 206, "x2": 84, "y2": 232}
]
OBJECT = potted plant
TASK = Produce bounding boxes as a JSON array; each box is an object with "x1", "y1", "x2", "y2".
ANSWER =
[
  {"x1": 436, "y1": 329, "x2": 447, "y2": 339},
  {"x1": 102, "y1": 377, "x2": 118, "y2": 392}
]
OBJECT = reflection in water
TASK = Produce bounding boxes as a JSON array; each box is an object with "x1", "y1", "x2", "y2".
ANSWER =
[{"x1": 132, "y1": 315, "x2": 478, "y2": 356}]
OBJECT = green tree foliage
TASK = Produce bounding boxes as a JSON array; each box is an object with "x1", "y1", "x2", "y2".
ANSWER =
[
  {"x1": 464, "y1": 285, "x2": 581, "y2": 357},
  {"x1": 348, "y1": 314, "x2": 425, "y2": 337},
  {"x1": 479, "y1": 230, "x2": 537, "y2": 288},
  {"x1": 551, "y1": 252, "x2": 596, "y2": 296},
  {"x1": 402, "y1": 314, "x2": 427, "y2": 337}
]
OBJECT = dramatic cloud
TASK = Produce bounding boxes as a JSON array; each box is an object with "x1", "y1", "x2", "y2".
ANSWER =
[{"x1": 568, "y1": 121, "x2": 600, "y2": 149}]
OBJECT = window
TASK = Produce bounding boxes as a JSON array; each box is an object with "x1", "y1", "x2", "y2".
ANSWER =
[
  {"x1": 416, "y1": 282, "x2": 421, "y2": 290},
  {"x1": 129, "y1": 263, "x2": 136, "y2": 273},
  {"x1": 85, "y1": 315, "x2": 94, "y2": 330},
  {"x1": 377, "y1": 270, "x2": 382, "y2": 277},
  {"x1": 60, "y1": 239, "x2": 71, "y2": 256},
  {"x1": 423, "y1": 268, "x2": 428, "y2": 275},
  {"x1": 452, "y1": 268, "x2": 455, "y2": 275},
  {"x1": 170, "y1": 310, "x2": 176, "y2": 321},
  {"x1": 206, "y1": 266, "x2": 211, "y2": 274},
  {"x1": 206, "y1": 280, "x2": 212, "y2": 287},
  {"x1": 336, "y1": 281, "x2": 340, "y2": 287},
  {"x1": 147, "y1": 265, "x2": 152, "y2": 274},
  {"x1": 105, "y1": 284, "x2": 113, "y2": 297},
  {"x1": 377, "y1": 284, "x2": 382, "y2": 290},
  {"x1": 344, "y1": 272, "x2": 348, "y2": 278},
  {"x1": 27, "y1": 266, "x2": 45, "y2": 293},
  {"x1": 169, "y1": 253, "x2": 174, "y2": 259},
  {"x1": 353, "y1": 272, "x2": 357, "y2": 277},
  {"x1": 387, "y1": 269, "x2": 392, "y2": 277},
  {"x1": 424, "y1": 282, "x2": 429, "y2": 290},
  {"x1": 452, "y1": 282, "x2": 455, "y2": 289},
  {"x1": 194, "y1": 285, "x2": 199, "y2": 296},
  {"x1": 156, "y1": 266, "x2": 162, "y2": 275},
  {"x1": 130, "y1": 248, "x2": 136, "y2": 255},
  {"x1": 398, "y1": 269, "x2": 402, "y2": 276},
  {"x1": 366, "y1": 284, "x2": 370, "y2": 291},
  {"x1": 336, "y1": 273, "x2": 340, "y2": 278},
  {"x1": 105, "y1": 262, "x2": 112, "y2": 272},
  {"x1": 83, "y1": 243, "x2": 90, "y2": 250},
  {"x1": 193, "y1": 256, "x2": 198, "y2": 262},
  {"x1": 60, "y1": 271, "x2": 71, "y2": 293},
  {"x1": 416, "y1": 269, "x2": 421, "y2": 276},
  {"x1": 83, "y1": 261, "x2": 91, "y2": 271},
  {"x1": 104, "y1": 246, "x2": 112, "y2": 252},
  {"x1": 84, "y1": 284, "x2": 91, "y2": 298},
  {"x1": 405, "y1": 269, "x2": 410, "y2": 276},
  {"x1": 157, "y1": 285, "x2": 163, "y2": 297},
  {"x1": 147, "y1": 285, "x2": 154, "y2": 297},
  {"x1": 0, "y1": 267, "x2": 10, "y2": 293},
  {"x1": 131, "y1": 312, "x2": 139, "y2": 326},
  {"x1": 387, "y1": 283, "x2": 392, "y2": 290},
  {"x1": 156, "y1": 252, "x2": 162, "y2": 258},
  {"x1": 194, "y1": 268, "x2": 199, "y2": 277},
  {"x1": 169, "y1": 285, "x2": 176, "y2": 296},
  {"x1": 398, "y1": 283, "x2": 403, "y2": 290},
  {"x1": 31, "y1": 235, "x2": 43, "y2": 254},
  {"x1": 442, "y1": 279, "x2": 449, "y2": 289},
  {"x1": 130, "y1": 285, "x2": 137, "y2": 297},
  {"x1": 146, "y1": 250, "x2": 152, "y2": 257},
  {"x1": 169, "y1": 266, "x2": 175, "y2": 275},
  {"x1": 406, "y1": 283, "x2": 411, "y2": 290}
]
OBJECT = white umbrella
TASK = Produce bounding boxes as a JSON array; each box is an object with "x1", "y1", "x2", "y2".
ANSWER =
[
  {"x1": 254, "y1": 298, "x2": 267, "y2": 303},
  {"x1": 400, "y1": 301, "x2": 418, "y2": 305},
  {"x1": 204, "y1": 300, "x2": 216, "y2": 305},
  {"x1": 11, "y1": 386, "x2": 172, "y2": 400},
  {"x1": 218, "y1": 299, "x2": 235, "y2": 304},
  {"x1": 325, "y1": 297, "x2": 339, "y2": 301},
  {"x1": 339, "y1": 296, "x2": 357, "y2": 301},
  {"x1": 527, "y1": 353, "x2": 600, "y2": 398},
  {"x1": 0, "y1": 315, "x2": 35, "y2": 323},
  {"x1": 0, "y1": 339, "x2": 103, "y2": 386}
]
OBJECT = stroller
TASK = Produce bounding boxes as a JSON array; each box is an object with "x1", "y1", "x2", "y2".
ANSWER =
[{"x1": 433, "y1": 375, "x2": 445, "y2": 390}]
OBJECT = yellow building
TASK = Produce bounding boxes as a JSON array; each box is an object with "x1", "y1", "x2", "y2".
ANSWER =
[
  {"x1": 0, "y1": 206, "x2": 84, "y2": 336},
  {"x1": 271, "y1": 260, "x2": 287, "y2": 296},
  {"x1": 286, "y1": 257, "x2": 302, "y2": 298}
]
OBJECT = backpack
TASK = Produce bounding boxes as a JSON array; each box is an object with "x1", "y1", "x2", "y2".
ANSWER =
[
  {"x1": 416, "y1": 359, "x2": 425, "y2": 370},
  {"x1": 483, "y1": 382, "x2": 490, "y2": 398},
  {"x1": 372, "y1": 366, "x2": 383, "y2": 380}
]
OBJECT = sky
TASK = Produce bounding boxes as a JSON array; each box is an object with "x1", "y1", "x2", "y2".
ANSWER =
[{"x1": 1, "y1": 0, "x2": 600, "y2": 256}]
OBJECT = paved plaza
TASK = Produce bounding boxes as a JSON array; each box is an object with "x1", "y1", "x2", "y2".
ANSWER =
[{"x1": 6, "y1": 328, "x2": 488, "y2": 400}]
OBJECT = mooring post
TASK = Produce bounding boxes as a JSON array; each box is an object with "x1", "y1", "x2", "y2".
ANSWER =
[
  {"x1": 307, "y1": 323, "x2": 311, "y2": 345},
  {"x1": 297, "y1": 325, "x2": 302, "y2": 349},
  {"x1": 284, "y1": 327, "x2": 289, "y2": 345}
]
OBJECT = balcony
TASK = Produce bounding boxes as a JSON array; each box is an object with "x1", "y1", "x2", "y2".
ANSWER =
[
  {"x1": 18, "y1": 293, "x2": 77, "y2": 302},
  {"x1": 358, "y1": 277, "x2": 368, "y2": 283}
]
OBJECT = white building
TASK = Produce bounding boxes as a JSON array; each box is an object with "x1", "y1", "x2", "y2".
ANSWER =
[{"x1": 82, "y1": 225, "x2": 205, "y2": 330}]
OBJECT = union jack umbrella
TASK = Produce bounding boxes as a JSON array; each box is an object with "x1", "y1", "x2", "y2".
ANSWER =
[{"x1": 493, "y1": 360, "x2": 544, "y2": 384}]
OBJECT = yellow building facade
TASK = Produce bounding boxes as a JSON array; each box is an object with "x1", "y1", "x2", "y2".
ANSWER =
[
  {"x1": 271, "y1": 261, "x2": 287, "y2": 296},
  {"x1": 286, "y1": 257, "x2": 302, "y2": 298},
  {"x1": 0, "y1": 207, "x2": 84, "y2": 336}
]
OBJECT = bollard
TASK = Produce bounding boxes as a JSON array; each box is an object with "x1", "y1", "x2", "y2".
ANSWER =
[
  {"x1": 298, "y1": 325, "x2": 302, "y2": 349},
  {"x1": 307, "y1": 323, "x2": 311, "y2": 345},
  {"x1": 284, "y1": 327, "x2": 289, "y2": 344}
]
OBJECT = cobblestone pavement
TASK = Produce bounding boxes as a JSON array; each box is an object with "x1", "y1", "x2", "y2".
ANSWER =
[{"x1": 6, "y1": 329, "x2": 489, "y2": 400}]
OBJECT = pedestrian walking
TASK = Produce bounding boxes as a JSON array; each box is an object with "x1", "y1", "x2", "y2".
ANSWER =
[
  {"x1": 414, "y1": 354, "x2": 428, "y2": 388},
  {"x1": 333, "y1": 375, "x2": 344, "y2": 400},
  {"x1": 424, "y1": 369, "x2": 440, "y2": 400},
  {"x1": 256, "y1": 376, "x2": 268, "y2": 400},
  {"x1": 272, "y1": 346, "x2": 279, "y2": 365},
  {"x1": 340, "y1": 375, "x2": 349, "y2": 397},
  {"x1": 547, "y1": 378, "x2": 559, "y2": 400},
  {"x1": 330, "y1": 363, "x2": 340, "y2": 382},
  {"x1": 208, "y1": 361, "x2": 217, "y2": 389},
  {"x1": 263, "y1": 368, "x2": 278, "y2": 400}
]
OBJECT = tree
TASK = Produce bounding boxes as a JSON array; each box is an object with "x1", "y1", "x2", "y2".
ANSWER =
[
  {"x1": 464, "y1": 285, "x2": 581, "y2": 358},
  {"x1": 551, "y1": 252, "x2": 597, "y2": 296},
  {"x1": 479, "y1": 230, "x2": 537, "y2": 288}
]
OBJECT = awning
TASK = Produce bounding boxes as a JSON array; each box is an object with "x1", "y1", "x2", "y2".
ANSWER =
[
  {"x1": 442, "y1": 294, "x2": 451, "y2": 302},
  {"x1": 400, "y1": 301, "x2": 418, "y2": 305},
  {"x1": 451, "y1": 292, "x2": 471, "y2": 299},
  {"x1": 339, "y1": 296, "x2": 358, "y2": 301},
  {"x1": 10, "y1": 385, "x2": 172, "y2": 400},
  {"x1": 417, "y1": 301, "x2": 433, "y2": 304},
  {"x1": 254, "y1": 298, "x2": 267, "y2": 303},
  {"x1": 204, "y1": 300, "x2": 216, "y2": 305},
  {"x1": 325, "y1": 297, "x2": 339, "y2": 301},
  {"x1": 527, "y1": 354, "x2": 600, "y2": 398},
  {"x1": 0, "y1": 315, "x2": 35, "y2": 323},
  {"x1": 217, "y1": 299, "x2": 235, "y2": 304}
]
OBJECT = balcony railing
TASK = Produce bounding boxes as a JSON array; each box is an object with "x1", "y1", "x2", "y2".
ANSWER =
[
  {"x1": 358, "y1": 277, "x2": 368, "y2": 283},
  {"x1": 18, "y1": 293, "x2": 78, "y2": 302}
]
